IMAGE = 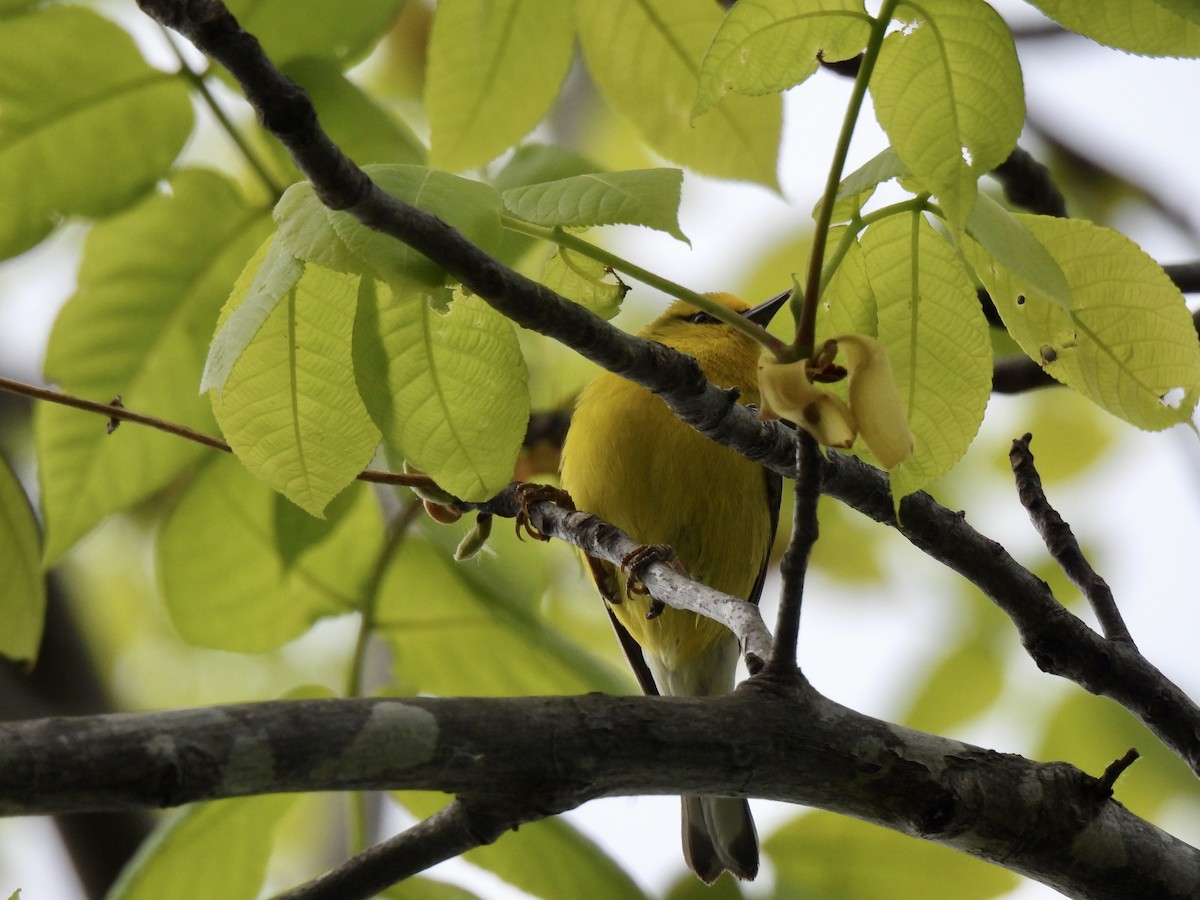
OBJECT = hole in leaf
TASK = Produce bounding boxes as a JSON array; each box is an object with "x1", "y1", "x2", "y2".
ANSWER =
[
  {"x1": 1040, "y1": 346, "x2": 1058, "y2": 364},
  {"x1": 1016, "y1": 294, "x2": 1026, "y2": 305},
  {"x1": 1160, "y1": 387, "x2": 1186, "y2": 409}
]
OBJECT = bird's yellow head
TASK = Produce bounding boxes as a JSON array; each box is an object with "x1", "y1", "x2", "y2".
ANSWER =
[{"x1": 640, "y1": 291, "x2": 788, "y2": 404}]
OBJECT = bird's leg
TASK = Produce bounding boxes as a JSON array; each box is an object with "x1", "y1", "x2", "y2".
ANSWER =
[
  {"x1": 621, "y1": 544, "x2": 688, "y2": 619},
  {"x1": 512, "y1": 481, "x2": 575, "y2": 542}
]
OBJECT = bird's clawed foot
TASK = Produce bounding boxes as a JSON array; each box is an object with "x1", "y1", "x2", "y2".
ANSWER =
[
  {"x1": 621, "y1": 544, "x2": 687, "y2": 619},
  {"x1": 513, "y1": 482, "x2": 575, "y2": 542}
]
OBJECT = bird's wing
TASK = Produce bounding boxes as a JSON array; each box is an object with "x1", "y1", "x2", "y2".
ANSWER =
[
  {"x1": 606, "y1": 606, "x2": 661, "y2": 696},
  {"x1": 748, "y1": 466, "x2": 783, "y2": 607},
  {"x1": 585, "y1": 555, "x2": 660, "y2": 695}
]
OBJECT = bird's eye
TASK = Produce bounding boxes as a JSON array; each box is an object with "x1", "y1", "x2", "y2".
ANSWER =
[{"x1": 685, "y1": 310, "x2": 719, "y2": 325}]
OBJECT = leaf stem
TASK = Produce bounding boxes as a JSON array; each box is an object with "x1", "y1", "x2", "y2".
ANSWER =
[
  {"x1": 819, "y1": 196, "x2": 933, "y2": 295},
  {"x1": 500, "y1": 215, "x2": 789, "y2": 358},
  {"x1": 797, "y1": 0, "x2": 900, "y2": 358},
  {"x1": 160, "y1": 25, "x2": 286, "y2": 200}
]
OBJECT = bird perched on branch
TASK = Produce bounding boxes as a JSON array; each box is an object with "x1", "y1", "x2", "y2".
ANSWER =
[{"x1": 559, "y1": 290, "x2": 786, "y2": 883}]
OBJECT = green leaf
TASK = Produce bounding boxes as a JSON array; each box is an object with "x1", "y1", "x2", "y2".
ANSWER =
[
  {"x1": 354, "y1": 284, "x2": 529, "y2": 502},
  {"x1": 158, "y1": 456, "x2": 382, "y2": 652},
  {"x1": 962, "y1": 215, "x2": 1200, "y2": 430},
  {"x1": 491, "y1": 145, "x2": 604, "y2": 265},
  {"x1": 694, "y1": 0, "x2": 871, "y2": 116},
  {"x1": 276, "y1": 165, "x2": 503, "y2": 286},
  {"x1": 109, "y1": 796, "x2": 295, "y2": 900},
  {"x1": 819, "y1": 230, "x2": 877, "y2": 337},
  {"x1": 202, "y1": 235, "x2": 305, "y2": 393},
  {"x1": 226, "y1": 0, "x2": 402, "y2": 68},
  {"x1": 823, "y1": 148, "x2": 909, "y2": 224},
  {"x1": 492, "y1": 144, "x2": 603, "y2": 193},
  {"x1": 38, "y1": 170, "x2": 272, "y2": 563},
  {"x1": 285, "y1": 58, "x2": 426, "y2": 166},
  {"x1": 860, "y1": 213, "x2": 992, "y2": 499},
  {"x1": 963, "y1": 192, "x2": 1071, "y2": 310},
  {"x1": 426, "y1": 0, "x2": 575, "y2": 171},
  {"x1": 576, "y1": 0, "x2": 782, "y2": 187},
  {"x1": 870, "y1": 0, "x2": 1023, "y2": 230},
  {"x1": 211, "y1": 260, "x2": 381, "y2": 517},
  {"x1": 766, "y1": 811, "x2": 1018, "y2": 899},
  {"x1": 540, "y1": 248, "x2": 628, "y2": 319},
  {"x1": 378, "y1": 537, "x2": 625, "y2": 695},
  {"x1": 902, "y1": 638, "x2": 1005, "y2": 734},
  {"x1": 0, "y1": 455, "x2": 43, "y2": 664},
  {"x1": 273, "y1": 184, "x2": 363, "y2": 274},
  {"x1": 399, "y1": 794, "x2": 647, "y2": 900},
  {"x1": 1025, "y1": 0, "x2": 1200, "y2": 55},
  {"x1": 0, "y1": 6, "x2": 193, "y2": 260},
  {"x1": 502, "y1": 169, "x2": 689, "y2": 243}
]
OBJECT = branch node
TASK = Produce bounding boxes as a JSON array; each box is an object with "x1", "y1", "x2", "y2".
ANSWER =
[{"x1": 1096, "y1": 748, "x2": 1140, "y2": 796}]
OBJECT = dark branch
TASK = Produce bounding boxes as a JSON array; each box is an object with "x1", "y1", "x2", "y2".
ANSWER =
[
  {"x1": 2, "y1": 692, "x2": 1198, "y2": 900},
  {"x1": 819, "y1": 452, "x2": 1200, "y2": 780},
  {"x1": 273, "y1": 799, "x2": 522, "y2": 900},
  {"x1": 991, "y1": 146, "x2": 1069, "y2": 218},
  {"x1": 766, "y1": 431, "x2": 819, "y2": 679},
  {"x1": 1009, "y1": 434, "x2": 1135, "y2": 645}
]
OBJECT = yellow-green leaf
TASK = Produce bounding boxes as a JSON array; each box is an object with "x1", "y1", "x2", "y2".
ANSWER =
[
  {"x1": 502, "y1": 169, "x2": 689, "y2": 242},
  {"x1": 316, "y1": 165, "x2": 502, "y2": 285},
  {"x1": 860, "y1": 213, "x2": 992, "y2": 499},
  {"x1": 964, "y1": 192, "x2": 1070, "y2": 309},
  {"x1": 963, "y1": 215, "x2": 1200, "y2": 430},
  {"x1": 0, "y1": 6, "x2": 193, "y2": 259},
  {"x1": 903, "y1": 638, "x2": 1005, "y2": 734},
  {"x1": 202, "y1": 235, "x2": 305, "y2": 393},
  {"x1": 109, "y1": 796, "x2": 294, "y2": 900},
  {"x1": 159, "y1": 456, "x2": 382, "y2": 652},
  {"x1": 694, "y1": 0, "x2": 870, "y2": 116},
  {"x1": 286, "y1": 58, "x2": 425, "y2": 166},
  {"x1": 1026, "y1": 0, "x2": 1200, "y2": 55},
  {"x1": 0, "y1": 455, "x2": 43, "y2": 664},
  {"x1": 212, "y1": 260, "x2": 380, "y2": 516},
  {"x1": 226, "y1": 0, "x2": 402, "y2": 68},
  {"x1": 354, "y1": 283, "x2": 529, "y2": 502},
  {"x1": 766, "y1": 811, "x2": 1018, "y2": 899},
  {"x1": 576, "y1": 0, "x2": 781, "y2": 187},
  {"x1": 38, "y1": 170, "x2": 271, "y2": 563},
  {"x1": 377, "y1": 538, "x2": 625, "y2": 696},
  {"x1": 822, "y1": 148, "x2": 908, "y2": 225},
  {"x1": 540, "y1": 248, "x2": 628, "y2": 319},
  {"x1": 427, "y1": 0, "x2": 575, "y2": 171},
  {"x1": 870, "y1": 0, "x2": 1023, "y2": 230}
]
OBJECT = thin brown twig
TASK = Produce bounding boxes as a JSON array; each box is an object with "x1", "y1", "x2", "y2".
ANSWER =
[
  {"x1": 1009, "y1": 433, "x2": 1135, "y2": 646},
  {"x1": 0, "y1": 375, "x2": 433, "y2": 490}
]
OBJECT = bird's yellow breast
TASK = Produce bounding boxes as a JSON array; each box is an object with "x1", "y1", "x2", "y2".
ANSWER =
[{"x1": 560, "y1": 363, "x2": 772, "y2": 671}]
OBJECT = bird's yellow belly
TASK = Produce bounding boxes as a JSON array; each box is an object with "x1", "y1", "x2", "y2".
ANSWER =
[{"x1": 561, "y1": 374, "x2": 771, "y2": 673}]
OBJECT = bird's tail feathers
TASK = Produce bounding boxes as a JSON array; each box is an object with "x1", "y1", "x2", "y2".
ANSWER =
[{"x1": 682, "y1": 795, "x2": 758, "y2": 884}]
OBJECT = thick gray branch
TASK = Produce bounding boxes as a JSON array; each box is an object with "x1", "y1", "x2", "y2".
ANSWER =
[{"x1": 1, "y1": 691, "x2": 1197, "y2": 900}]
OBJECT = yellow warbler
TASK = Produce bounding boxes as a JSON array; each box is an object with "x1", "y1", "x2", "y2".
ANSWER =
[{"x1": 559, "y1": 291, "x2": 786, "y2": 883}]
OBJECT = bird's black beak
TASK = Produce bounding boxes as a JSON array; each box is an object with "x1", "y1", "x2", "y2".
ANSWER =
[{"x1": 742, "y1": 289, "x2": 790, "y2": 327}]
